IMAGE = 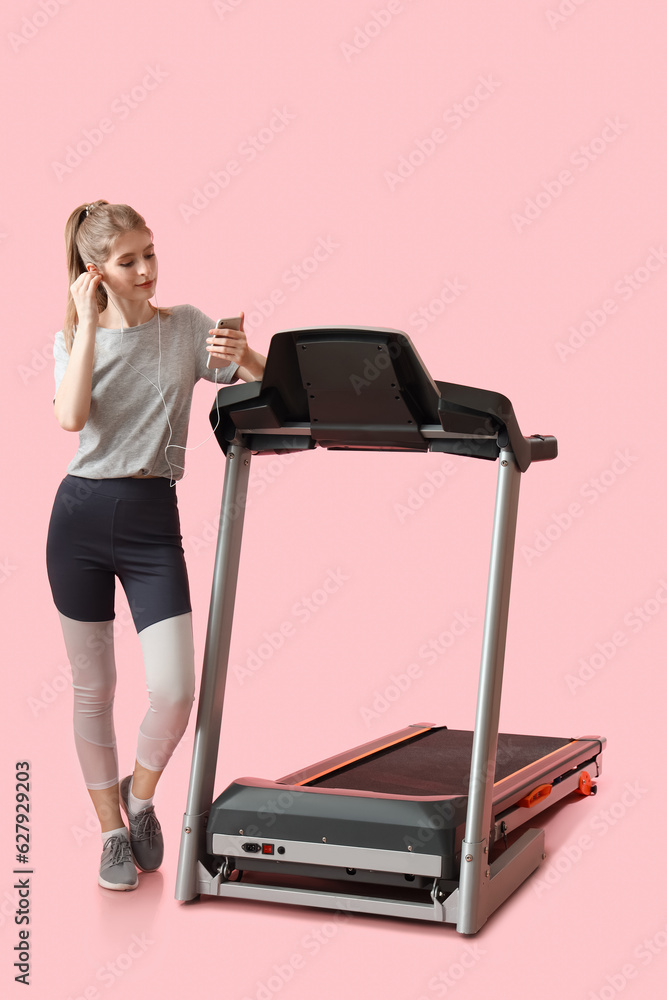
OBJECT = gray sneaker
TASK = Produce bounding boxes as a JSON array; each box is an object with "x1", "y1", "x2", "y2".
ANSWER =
[
  {"x1": 119, "y1": 775, "x2": 164, "y2": 872},
  {"x1": 99, "y1": 835, "x2": 139, "y2": 891}
]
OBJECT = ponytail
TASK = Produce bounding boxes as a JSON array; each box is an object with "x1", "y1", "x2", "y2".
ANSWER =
[{"x1": 63, "y1": 200, "x2": 110, "y2": 352}]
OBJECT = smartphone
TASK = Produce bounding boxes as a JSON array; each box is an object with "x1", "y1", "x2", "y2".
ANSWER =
[{"x1": 207, "y1": 315, "x2": 242, "y2": 369}]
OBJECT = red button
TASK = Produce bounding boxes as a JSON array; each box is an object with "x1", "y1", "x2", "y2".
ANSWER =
[{"x1": 262, "y1": 844, "x2": 274, "y2": 855}]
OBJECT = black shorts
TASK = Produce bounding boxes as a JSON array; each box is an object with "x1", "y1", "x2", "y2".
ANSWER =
[{"x1": 46, "y1": 475, "x2": 192, "y2": 633}]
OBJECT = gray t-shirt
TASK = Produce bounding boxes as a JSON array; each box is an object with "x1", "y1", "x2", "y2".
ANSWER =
[{"x1": 53, "y1": 304, "x2": 238, "y2": 480}]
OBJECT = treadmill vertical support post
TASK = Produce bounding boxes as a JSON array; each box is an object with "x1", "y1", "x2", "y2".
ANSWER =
[
  {"x1": 175, "y1": 442, "x2": 252, "y2": 901},
  {"x1": 457, "y1": 447, "x2": 521, "y2": 934}
]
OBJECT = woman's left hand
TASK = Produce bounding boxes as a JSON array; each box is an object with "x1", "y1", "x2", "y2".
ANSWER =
[
  {"x1": 206, "y1": 311, "x2": 266, "y2": 381},
  {"x1": 206, "y1": 312, "x2": 252, "y2": 367}
]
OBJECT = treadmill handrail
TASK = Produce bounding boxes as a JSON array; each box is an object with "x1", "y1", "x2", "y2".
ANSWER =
[{"x1": 210, "y1": 328, "x2": 557, "y2": 469}]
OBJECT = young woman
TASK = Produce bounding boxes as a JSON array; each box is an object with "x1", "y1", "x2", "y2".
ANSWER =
[{"x1": 46, "y1": 200, "x2": 265, "y2": 891}]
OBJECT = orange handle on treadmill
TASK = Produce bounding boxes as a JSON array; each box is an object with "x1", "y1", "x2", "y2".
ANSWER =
[{"x1": 518, "y1": 784, "x2": 552, "y2": 808}]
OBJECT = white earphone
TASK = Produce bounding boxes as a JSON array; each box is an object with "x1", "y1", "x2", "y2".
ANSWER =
[{"x1": 88, "y1": 264, "x2": 224, "y2": 486}]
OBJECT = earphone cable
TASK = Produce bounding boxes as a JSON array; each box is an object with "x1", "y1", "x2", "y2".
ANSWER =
[{"x1": 107, "y1": 290, "x2": 225, "y2": 487}]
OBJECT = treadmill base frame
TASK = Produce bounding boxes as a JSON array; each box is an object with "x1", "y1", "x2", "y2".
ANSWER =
[{"x1": 192, "y1": 825, "x2": 546, "y2": 931}]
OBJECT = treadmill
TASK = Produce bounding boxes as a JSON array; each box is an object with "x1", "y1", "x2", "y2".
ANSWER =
[{"x1": 175, "y1": 326, "x2": 605, "y2": 935}]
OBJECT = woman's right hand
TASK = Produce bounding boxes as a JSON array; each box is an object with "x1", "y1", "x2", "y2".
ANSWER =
[{"x1": 70, "y1": 270, "x2": 102, "y2": 326}]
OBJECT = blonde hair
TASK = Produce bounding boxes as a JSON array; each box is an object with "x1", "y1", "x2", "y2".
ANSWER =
[{"x1": 63, "y1": 200, "x2": 168, "y2": 351}]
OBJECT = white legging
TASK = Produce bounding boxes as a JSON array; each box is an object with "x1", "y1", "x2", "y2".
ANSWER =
[{"x1": 58, "y1": 611, "x2": 195, "y2": 790}]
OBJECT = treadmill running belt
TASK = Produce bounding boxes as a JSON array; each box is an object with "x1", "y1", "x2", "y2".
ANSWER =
[{"x1": 306, "y1": 729, "x2": 572, "y2": 796}]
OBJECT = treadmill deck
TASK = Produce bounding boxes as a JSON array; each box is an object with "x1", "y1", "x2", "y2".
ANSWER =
[
  {"x1": 206, "y1": 726, "x2": 604, "y2": 873},
  {"x1": 301, "y1": 728, "x2": 573, "y2": 796}
]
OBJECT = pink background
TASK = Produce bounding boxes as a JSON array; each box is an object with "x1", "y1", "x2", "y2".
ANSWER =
[{"x1": 3, "y1": 1, "x2": 667, "y2": 997}]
